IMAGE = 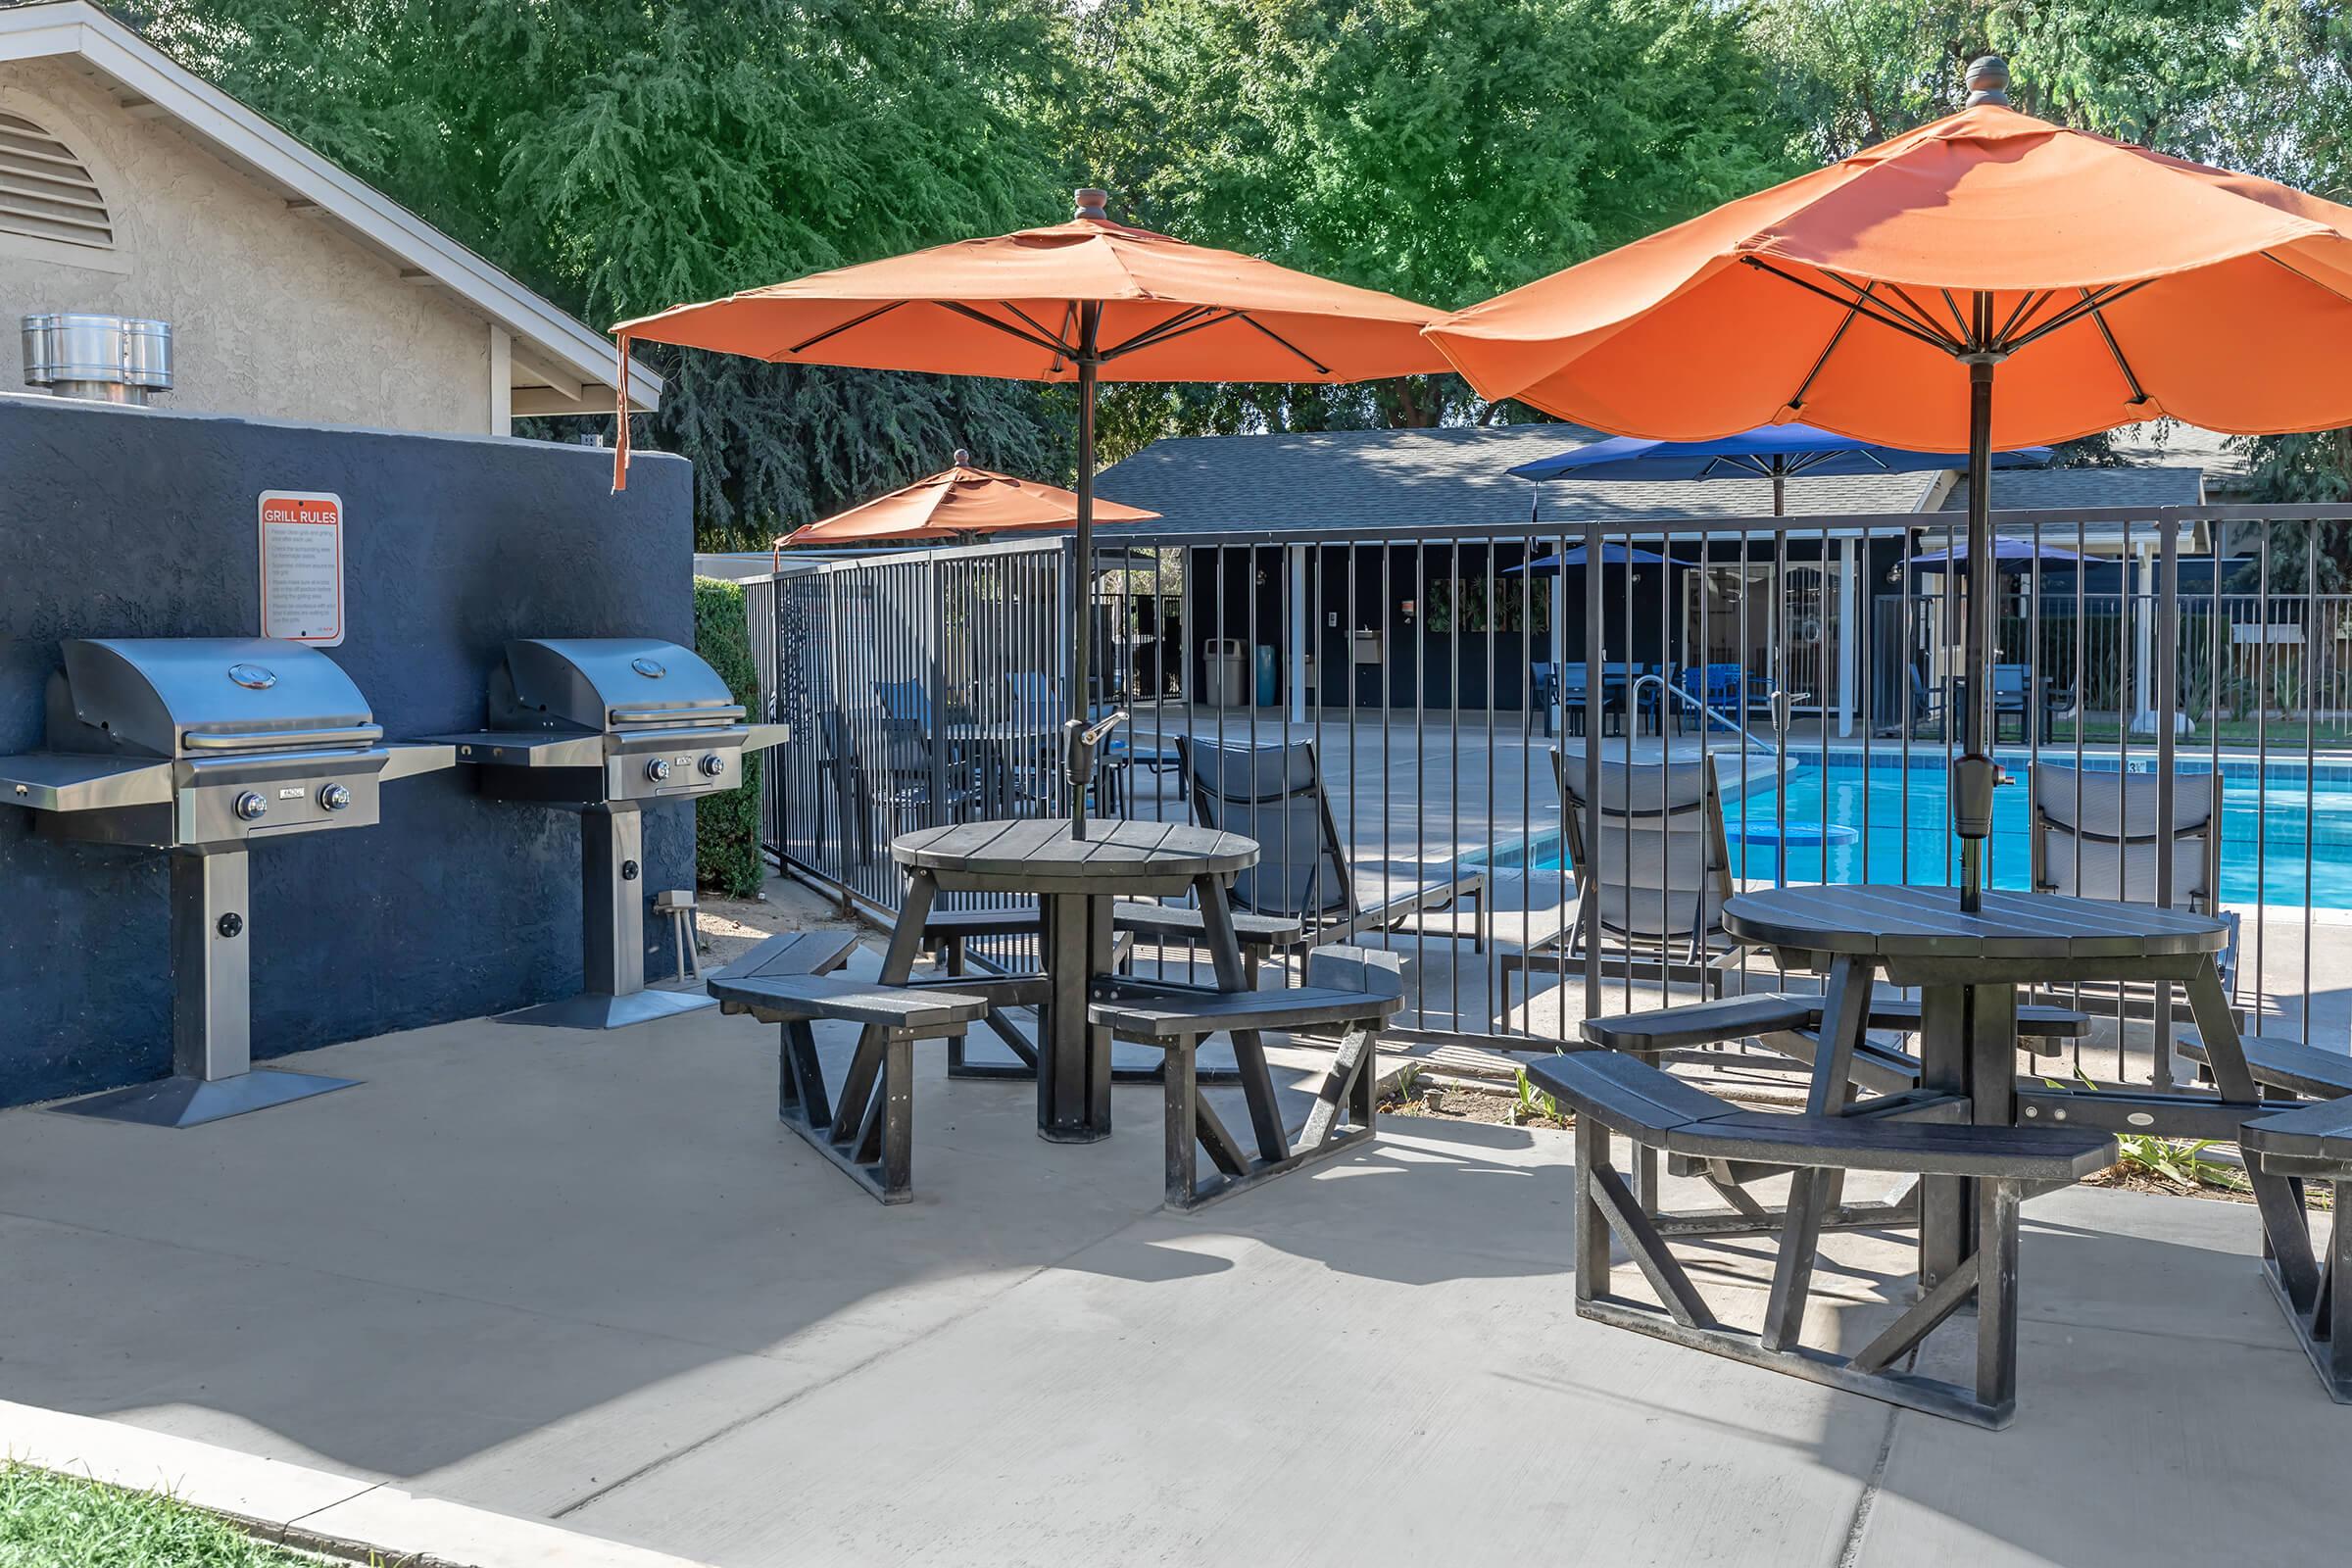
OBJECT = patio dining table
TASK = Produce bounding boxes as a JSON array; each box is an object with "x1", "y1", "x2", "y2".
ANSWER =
[
  {"x1": 1719, "y1": 885, "x2": 2317, "y2": 1310},
  {"x1": 886, "y1": 818, "x2": 1260, "y2": 1142}
]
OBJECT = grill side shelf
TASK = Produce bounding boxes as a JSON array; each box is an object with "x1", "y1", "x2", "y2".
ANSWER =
[
  {"x1": 432, "y1": 732, "x2": 609, "y2": 769},
  {"x1": 0, "y1": 753, "x2": 175, "y2": 811}
]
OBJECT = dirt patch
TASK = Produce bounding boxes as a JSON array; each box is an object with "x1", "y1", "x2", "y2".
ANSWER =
[
  {"x1": 1380, "y1": 1079, "x2": 1573, "y2": 1131},
  {"x1": 694, "y1": 872, "x2": 870, "y2": 971}
]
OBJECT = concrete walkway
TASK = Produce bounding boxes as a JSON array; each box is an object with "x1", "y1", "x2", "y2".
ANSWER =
[{"x1": 0, "y1": 951, "x2": 2339, "y2": 1566}]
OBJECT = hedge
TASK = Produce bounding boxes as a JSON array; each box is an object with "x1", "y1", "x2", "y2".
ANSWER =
[{"x1": 693, "y1": 575, "x2": 766, "y2": 898}]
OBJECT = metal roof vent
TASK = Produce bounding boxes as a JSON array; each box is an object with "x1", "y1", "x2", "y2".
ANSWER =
[{"x1": 22, "y1": 313, "x2": 172, "y2": 405}]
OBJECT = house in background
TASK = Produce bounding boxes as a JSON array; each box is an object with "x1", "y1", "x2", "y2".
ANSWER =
[
  {"x1": 0, "y1": 0, "x2": 655, "y2": 434},
  {"x1": 1098, "y1": 422, "x2": 2207, "y2": 735}
]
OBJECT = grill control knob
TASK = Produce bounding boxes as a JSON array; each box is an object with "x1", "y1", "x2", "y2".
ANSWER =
[
  {"x1": 698, "y1": 753, "x2": 727, "y2": 779},
  {"x1": 318, "y1": 783, "x2": 352, "y2": 811},
  {"x1": 645, "y1": 758, "x2": 673, "y2": 783},
  {"x1": 234, "y1": 791, "x2": 268, "y2": 822}
]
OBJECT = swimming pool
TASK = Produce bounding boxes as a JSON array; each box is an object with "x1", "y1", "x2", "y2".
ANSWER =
[{"x1": 1489, "y1": 756, "x2": 2352, "y2": 910}]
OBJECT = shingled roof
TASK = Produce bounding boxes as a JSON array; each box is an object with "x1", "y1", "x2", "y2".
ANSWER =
[{"x1": 1098, "y1": 424, "x2": 2205, "y2": 541}]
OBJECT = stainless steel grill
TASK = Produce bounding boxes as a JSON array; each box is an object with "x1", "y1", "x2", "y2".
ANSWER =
[
  {"x1": 438, "y1": 638, "x2": 788, "y2": 1028},
  {"x1": 0, "y1": 637, "x2": 455, "y2": 1125}
]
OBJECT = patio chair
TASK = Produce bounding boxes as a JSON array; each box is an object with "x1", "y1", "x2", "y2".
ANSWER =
[
  {"x1": 1675, "y1": 663, "x2": 1748, "y2": 734},
  {"x1": 1499, "y1": 750, "x2": 1743, "y2": 1003},
  {"x1": 1530, "y1": 662, "x2": 1558, "y2": 737},
  {"x1": 1989, "y1": 662, "x2": 2057, "y2": 745},
  {"x1": 1905, "y1": 662, "x2": 1947, "y2": 738},
  {"x1": 2029, "y1": 763, "x2": 2240, "y2": 1020},
  {"x1": 1172, "y1": 735, "x2": 1487, "y2": 955}
]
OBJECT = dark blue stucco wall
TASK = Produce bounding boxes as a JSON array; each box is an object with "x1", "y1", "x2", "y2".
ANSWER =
[{"x1": 0, "y1": 395, "x2": 697, "y2": 1106}]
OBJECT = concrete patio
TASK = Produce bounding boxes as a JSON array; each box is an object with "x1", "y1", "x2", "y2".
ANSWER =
[{"x1": 0, "y1": 936, "x2": 2339, "y2": 1567}]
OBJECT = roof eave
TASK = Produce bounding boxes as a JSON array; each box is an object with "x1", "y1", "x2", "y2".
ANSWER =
[{"x1": 0, "y1": 2, "x2": 660, "y2": 412}]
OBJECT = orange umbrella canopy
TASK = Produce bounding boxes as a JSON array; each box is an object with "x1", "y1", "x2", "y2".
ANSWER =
[
  {"x1": 1429, "y1": 56, "x2": 2352, "y2": 911},
  {"x1": 1425, "y1": 76, "x2": 2352, "y2": 449},
  {"x1": 785, "y1": 456, "x2": 1157, "y2": 545},
  {"x1": 612, "y1": 188, "x2": 1445, "y2": 832},
  {"x1": 613, "y1": 198, "x2": 1447, "y2": 391}
]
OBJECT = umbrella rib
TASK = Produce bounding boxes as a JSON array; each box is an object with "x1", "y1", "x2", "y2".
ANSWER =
[
  {"x1": 930, "y1": 301, "x2": 1081, "y2": 361},
  {"x1": 996, "y1": 301, "x2": 1082, "y2": 359},
  {"x1": 2078, "y1": 286, "x2": 2152, "y2": 406},
  {"x1": 1101, "y1": 306, "x2": 1229, "y2": 361},
  {"x1": 1224, "y1": 310, "x2": 1335, "y2": 375},
  {"x1": 1993, "y1": 289, "x2": 2050, "y2": 344},
  {"x1": 2259, "y1": 248, "x2": 2352, "y2": 307},
  {"x1": 1741, "y1": 258, "x2": 1965, "y2": 355},
  {"x1": 1936, "y1": 288, "x2": 1975, "y2": 344},
  {"x1": 1881, "y1": 282, "x2": 1964, "y2": 347},
  {"x1": 2002, "y1": 279, "x2": 2154, "y2": 353},
  {"x1": 786, "y1": 300, "x2": 911, "y2": 357},
  {"x1": 1788, "y1": 279, "x2": 1877, "y2": 409}
]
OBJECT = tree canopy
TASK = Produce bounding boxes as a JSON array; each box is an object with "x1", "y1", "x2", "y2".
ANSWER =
[{"x1": 103, "y1": 0, "x2": 2352, "y2": 546}]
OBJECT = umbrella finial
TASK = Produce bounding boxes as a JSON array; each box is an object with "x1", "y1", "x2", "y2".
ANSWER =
[
  {"x1": 1073, "y1": 187, "x2": 1110, "y2": 220},
  {"x1": 954, "y1": 448, "x2": 970, "y2": 466},
  {"x1": 1964, "y1": 55, "x2": 2010, "y2": 107}
]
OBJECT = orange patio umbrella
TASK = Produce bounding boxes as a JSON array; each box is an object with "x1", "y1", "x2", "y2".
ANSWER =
[
  {"x1": 782, "y1": 452, "x2": 1157, "y2": 547},
  {"x1": 1426, "y1": 56, "x2": 2352, "y2": 908},
  {"x1": 614, "y1": 188, "x2": 1447, "y2": 830}
]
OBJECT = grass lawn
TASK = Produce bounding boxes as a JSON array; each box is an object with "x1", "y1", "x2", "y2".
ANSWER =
[{"x1": 0, "y1": 1462, "x2": 327, "y2": 1567}]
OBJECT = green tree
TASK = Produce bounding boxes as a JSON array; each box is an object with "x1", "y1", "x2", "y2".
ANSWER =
[
  {"x1": 1072, "y1": 0, "x2": 1807, "y2": 445},
  {"x1": 128, "y1": 0, "x2": 1079, "y2": 548}
]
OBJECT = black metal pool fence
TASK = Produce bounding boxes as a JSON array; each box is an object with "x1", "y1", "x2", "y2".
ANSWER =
[{"x1": 749, "y1": 502, "x2": 2352, "y2": 1092}]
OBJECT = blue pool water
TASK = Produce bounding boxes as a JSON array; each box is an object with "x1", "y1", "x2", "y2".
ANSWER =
[{"x1": 1495, "y1": 758, "x2": 2352, "y2": 909}]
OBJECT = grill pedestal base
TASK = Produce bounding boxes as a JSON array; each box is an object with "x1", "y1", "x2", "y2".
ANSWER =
[
  {"x1": 501, "y1": 988, "x2": 717, "y2": 1030},
  {"x1": 500, "y1": 804, "x2": 710, "y2": 1031},
  {"x1": 51, "y1": 1066, "x2": 361, "y2": 1128},
  {"x1": 49, "y1": 845, "x2": 363, "y2": 1128}
]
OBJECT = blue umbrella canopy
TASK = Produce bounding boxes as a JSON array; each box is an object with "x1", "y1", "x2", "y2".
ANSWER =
[
  {"x1": 1509, "y1": 421, "x2": 2051, "y2": 492},
  {"x1": 1909, "y1": 535, "x2": 2082, "y2": 570},
  {"x1": 1507, "y1": 542, "x2": 1669, "y2": 572}
]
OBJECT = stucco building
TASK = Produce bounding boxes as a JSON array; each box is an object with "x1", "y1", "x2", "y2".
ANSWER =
[{"x1": 0, "y1": 0, "x2": 656, "y2": 434}]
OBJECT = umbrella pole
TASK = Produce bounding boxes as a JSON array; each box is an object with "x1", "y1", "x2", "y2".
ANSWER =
[
  {"x1": 1955, "y1": 327, "x2": 2000, "y2": 912},
  {"x1": 1066, "y1": 304, "x2": 1102, "y2": 837}
]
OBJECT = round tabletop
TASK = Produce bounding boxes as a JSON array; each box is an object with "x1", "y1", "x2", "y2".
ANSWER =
[
  {"x1": 1721, "y1": 884, "x2": 2229, "y2": 962},
  {"x1": 892, "y1": 817, "x2": 1258, "y2": 889}
]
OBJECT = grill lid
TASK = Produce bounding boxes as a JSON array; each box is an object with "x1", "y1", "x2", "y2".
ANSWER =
[
  {"x1": 57, "y1": 638, "x2": 378, "y2": 759},
  {"x1": 492, "y1": 639, "x2": 742, "y2": 732}
]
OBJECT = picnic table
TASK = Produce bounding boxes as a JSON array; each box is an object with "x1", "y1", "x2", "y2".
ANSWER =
[
  {"x1": 1719, "y1": 885, "x2": 2309, "y2": 1298},
  {"x1": 889, "y1": 818, "x2": 1258, "y2": 1142}
]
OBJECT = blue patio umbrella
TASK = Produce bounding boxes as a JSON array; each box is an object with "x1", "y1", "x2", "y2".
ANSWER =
[
  {"x1": 1507, "y1": 542, "x2": 1669, "y2": 571},
  {"x1": 1909, "y1": 536, "x2": 2083, "y2": 570},
  {"x1": 1509, "y1": 421, "x2": 2051, "y2": 514}
]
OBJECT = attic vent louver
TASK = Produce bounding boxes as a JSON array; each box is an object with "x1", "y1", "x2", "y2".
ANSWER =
[{"x1": 0, "y1": 112, "x2": 114, "y2": 251}]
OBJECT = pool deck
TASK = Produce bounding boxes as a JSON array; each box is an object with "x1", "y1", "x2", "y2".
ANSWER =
[{"x1": 1, "y1": 939, "x2": 2341, "y2": 1567}]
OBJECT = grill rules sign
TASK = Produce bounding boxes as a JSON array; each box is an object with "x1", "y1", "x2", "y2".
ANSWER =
[{"x1": 258, "y1": 491, "x2": 345, "y2": 647}]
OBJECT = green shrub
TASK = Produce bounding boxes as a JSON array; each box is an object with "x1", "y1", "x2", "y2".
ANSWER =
[{"x1": 693, "y1": 575, "x2": 765, "y2": 899}]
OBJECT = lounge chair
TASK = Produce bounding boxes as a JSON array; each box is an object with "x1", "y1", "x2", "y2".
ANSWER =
[
  {"x1": 1500, "y1": 750, "x2": 1744, "y2": 1002},
  {"x1": 2029, "y1": 762, "x2": 2240, "y2": 1019},
  {"x1": 1172, "y1": 735, "x2": 1487, "y2": 954}
]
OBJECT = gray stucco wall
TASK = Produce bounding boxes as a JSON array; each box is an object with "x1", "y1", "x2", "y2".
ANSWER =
[{"x1": 0, "y1": 395, "x2": 696, "y2": 1106}]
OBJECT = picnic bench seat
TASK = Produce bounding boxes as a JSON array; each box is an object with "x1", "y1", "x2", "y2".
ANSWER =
[
  {"x1": 2240, "y1": 1096, "x2": 2352, "y2": 1401},
  {"x1": 2178, "y1": 1034, "x2": 2352, "y2": 1102},
  {"x1": 1584, "y1": 989, "x2": 2085, "y2": 1061},
  {"x1": 710, "y1": 928, "x2": 861, "y2": 983},
  {"x1": 709, "y1": 968, "x2": 992, "y2": 1205},
  {"x1": 1090, "y1": 948, "x2": 1402, "y2": 1211},
  {"x1": 1529, "y1": 1048, "x2": 2115, "y2": 1428}
]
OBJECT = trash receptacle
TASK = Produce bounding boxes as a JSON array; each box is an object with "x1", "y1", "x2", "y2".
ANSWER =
[
  {"x1": 1254, "y1": 645, "x2": 1278, "y2": 708},
  {"x1": 1204, "y1": 637, "x2": 1248, "y2": 707}
]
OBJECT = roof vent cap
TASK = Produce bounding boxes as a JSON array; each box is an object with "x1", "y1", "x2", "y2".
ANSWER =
[{"x1": 22, "y1": 313, "x2": 172, "y2": 405}]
